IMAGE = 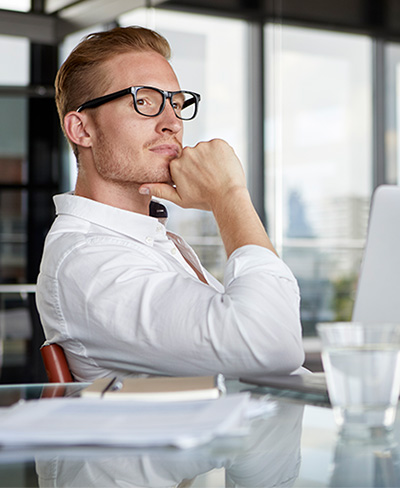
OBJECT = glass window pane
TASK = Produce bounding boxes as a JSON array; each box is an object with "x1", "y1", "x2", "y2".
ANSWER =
[
  {"x1": 0, "y1": 97, "x2": 27, "y2": 184},
  {"x1": 0, "y1": 0, "x2": 30, "y2": 12},
  {"x1": 0, "y1": 289, "x2": 34, "y2": 383},
  {"x1": 0, "y1": 35, "x2": 29, "y2": 86},
  {"x1": 0, "y1": 96, "x2": 27, "y2": 284},
  {"x1": 385, "y1": 43, "x2": 400, "y2": 184},
  {"x1": 0, "y1": 190, "x2": 27, "y2": 283},
  {"x1": 265, "y1": 26, "x2": 373, "y2": 335}
]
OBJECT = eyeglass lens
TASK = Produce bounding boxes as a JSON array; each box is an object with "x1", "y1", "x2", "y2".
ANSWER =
[{"x1": 134, "y1": 88, "x2": 196, "y2": 120}]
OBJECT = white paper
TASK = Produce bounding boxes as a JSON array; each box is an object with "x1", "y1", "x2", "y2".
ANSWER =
[
  {"x1": 0, "y1": 393, "x2": 253, "y2": 449},
  {"x1": 245, "y1": 396, "x2": 277, "y2": 419}
]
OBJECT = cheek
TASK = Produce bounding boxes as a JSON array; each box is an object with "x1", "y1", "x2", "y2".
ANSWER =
[{"x1": 98, "y1": 123, "x2": 140, "y2": 153}]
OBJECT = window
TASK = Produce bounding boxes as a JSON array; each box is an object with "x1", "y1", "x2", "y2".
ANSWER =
[
  {"x1": 265, "y1": 25, "x2": 373, "y2": 335},
  {"x1": 385, "y1": 43, "x2": 400, "y2": 185},
  {"x1": 0, "y1": 28, "x2": 35, "y2": 382},
  {"x1": 0, "y1": 94, "x2": 28, "y2": 283},
  {"x1": 0, "y1": 35, "x2": 29, "y2": 85},
  {"x1": 0, "y1": 35, "x2": 29, "y2": 282},
  {"x1": 0, "y1": 0, "x2": 30, "y2": 12}
]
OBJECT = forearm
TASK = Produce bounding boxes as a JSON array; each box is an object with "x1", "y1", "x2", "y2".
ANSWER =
[{"x1": 211, "y1": 186, "x2": 277, "y2": 258}]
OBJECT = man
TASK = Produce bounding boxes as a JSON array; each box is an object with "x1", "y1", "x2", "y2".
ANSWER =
[{"x1": 36, "y1": 26, "x2": 304, "y2": 381}]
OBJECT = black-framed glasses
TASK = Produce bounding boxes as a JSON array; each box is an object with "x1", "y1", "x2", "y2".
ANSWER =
[{"x1": 76, "y1": 86, "x2": 201, "y2": 120}]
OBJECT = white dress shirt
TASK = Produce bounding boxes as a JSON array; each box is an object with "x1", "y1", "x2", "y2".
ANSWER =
[{"x1": 36, "y1": 193, "x2": 304, "y2": 381}]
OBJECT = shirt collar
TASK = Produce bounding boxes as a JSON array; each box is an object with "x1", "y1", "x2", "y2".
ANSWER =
[
  {"x1": 149, "y1": 200, "x2": 168, "y2": 219},
  {"x1": 53, "y1": 193, "x2": 168, "y2": 245}
]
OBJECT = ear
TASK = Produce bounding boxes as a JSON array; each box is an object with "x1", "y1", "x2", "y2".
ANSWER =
[{"x1": 64, "y1": 111, "x2": 92, "y2": 148}]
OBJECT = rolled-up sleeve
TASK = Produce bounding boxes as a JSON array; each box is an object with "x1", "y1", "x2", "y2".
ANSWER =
[
  {"x1": 216, "y1": 245, "x2": 304, "y2": 376},
  {"x1": 39, "y1": 238, "x2": 304, "y2": 380}
]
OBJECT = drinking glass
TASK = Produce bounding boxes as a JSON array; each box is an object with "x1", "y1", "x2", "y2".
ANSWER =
[{"x1": 317, "y1": 322, "x2": 400, "y2": 437}]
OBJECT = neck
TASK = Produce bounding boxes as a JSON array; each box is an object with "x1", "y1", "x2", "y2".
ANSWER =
[{"x1": 75, "y1": 168, "x2": 151, "y2": 216}]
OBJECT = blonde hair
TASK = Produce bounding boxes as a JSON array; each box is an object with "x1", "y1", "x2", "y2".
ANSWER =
[{"x1": 55, "y1": 26, "x2": 171, "y2": 154}]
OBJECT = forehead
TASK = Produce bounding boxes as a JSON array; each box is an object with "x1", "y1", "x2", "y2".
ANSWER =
[{"x1": 102, "y1": 50, "x2": 181, "y2": 92}]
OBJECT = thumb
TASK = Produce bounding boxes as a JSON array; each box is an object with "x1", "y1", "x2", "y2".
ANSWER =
[{"x1": 139, "y1": 183, "x2": 182, "y2": 205}]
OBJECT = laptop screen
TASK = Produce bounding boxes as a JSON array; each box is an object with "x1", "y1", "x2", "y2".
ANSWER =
[{"x1": 352, "y1": 185, "x2": 400, "y2": 323}]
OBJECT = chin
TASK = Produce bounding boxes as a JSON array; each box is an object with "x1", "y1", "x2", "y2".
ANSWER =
[
  {"x1": 158, "y1": 171, "x2": 173, "y2": 186},
  {"x1": 145, "y1": 174, "x2": 173, "y2": 186}
]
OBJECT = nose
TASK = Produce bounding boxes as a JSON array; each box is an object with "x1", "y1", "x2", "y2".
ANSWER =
[{"x1": 156, "y1": 100, "x2": 183, "y2": 135}]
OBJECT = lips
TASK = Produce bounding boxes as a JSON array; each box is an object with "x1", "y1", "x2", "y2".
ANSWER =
[{"x1": 149, "y1": 144, "x2": 181, "y2": 158}]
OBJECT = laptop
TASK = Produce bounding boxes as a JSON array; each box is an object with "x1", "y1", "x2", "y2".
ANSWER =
[
  {"x1": 240, "y1": 185, "x2": 400, "y2": 395},
  {"x1": 352, "y1": 185, "x2": 400, "y2": 323}
]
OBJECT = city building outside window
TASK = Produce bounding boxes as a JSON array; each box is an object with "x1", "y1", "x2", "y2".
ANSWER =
[{"x1": 265, "y1": 25, "x2": 373, "y2": 336}]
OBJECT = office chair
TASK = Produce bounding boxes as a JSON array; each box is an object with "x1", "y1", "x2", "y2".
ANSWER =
[{"x1": 40, "y1": 343, "x2": 74, "y2": 383}]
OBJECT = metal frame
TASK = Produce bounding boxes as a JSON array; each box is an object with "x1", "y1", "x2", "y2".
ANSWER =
[
  {"x1": 247, "y1": 21, "x2": 266, "y2": 225},
  {"x1": 0, "y1": 1, "x2": 164, "y2": 44},
  {"x1": 372, "y1": 38, "x2": 387, "y2": 189},
  {"x1": 0, "y1": 8, "x2": 71, "y2": 44}
]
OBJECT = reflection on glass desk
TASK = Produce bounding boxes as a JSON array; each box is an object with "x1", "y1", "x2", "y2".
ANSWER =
[{"x1": 0, "y1": 380, "x2": 400, "y2": 487}]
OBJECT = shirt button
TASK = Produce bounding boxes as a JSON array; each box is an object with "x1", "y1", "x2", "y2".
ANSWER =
[
  {"x1": 171, "y1": 248, "x2": 177, "y2": 255},
  {"x1": 145, "y1": 236, "x2": 153, "y2": 245},
  {"x1": 156, "y1": 225, "x2": 163, "y2": 233}
]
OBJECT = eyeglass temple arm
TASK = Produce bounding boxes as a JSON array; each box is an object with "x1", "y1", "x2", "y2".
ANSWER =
[
  {"x1": 182, "y1": 93, "x2": 201, "y2": 110},
  {"x1": 76, "y1": 88, "x2": 132, "y2": 112}
]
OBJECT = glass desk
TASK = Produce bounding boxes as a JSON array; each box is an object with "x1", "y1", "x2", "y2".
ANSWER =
[{"x1": 0, "y1": 381, "x2": 399, "y2": 487}]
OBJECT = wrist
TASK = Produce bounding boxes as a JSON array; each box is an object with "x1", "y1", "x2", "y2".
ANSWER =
[{"x1": 210, "y1": 185, "x2": 250, "y2": 215}]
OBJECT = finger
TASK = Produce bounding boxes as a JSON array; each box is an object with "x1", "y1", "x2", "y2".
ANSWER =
[{"x1": 139, "y1": 183, "x2": 182, "y2": 205}]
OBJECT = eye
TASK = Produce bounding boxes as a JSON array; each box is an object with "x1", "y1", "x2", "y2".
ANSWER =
[
  {"x1": 136, "y1": 96, "x2": 153, "y2": 106},
  {"x1": 135, "y1": 88, "x2": 163, "y2": 115},
  {"x1": 172, "y1": 100, "x2": 183, "y2": 111},
  {"x1": 172, "y1": 94, "x2": 185, "y2": 113}
]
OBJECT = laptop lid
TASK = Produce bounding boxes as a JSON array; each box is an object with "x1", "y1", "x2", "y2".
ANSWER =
[{"x1": 352, "y1": 185, "x2": 400, "y2": 323}]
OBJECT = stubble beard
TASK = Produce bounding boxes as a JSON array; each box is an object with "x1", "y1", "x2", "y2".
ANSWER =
[{"x1": 93, "y1": 131, "x2": 173, "y2": 187}]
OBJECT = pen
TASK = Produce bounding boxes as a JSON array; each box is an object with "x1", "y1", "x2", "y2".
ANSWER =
[{"x1": 101, "y1": 376, "x2": 117, "y2": 397}]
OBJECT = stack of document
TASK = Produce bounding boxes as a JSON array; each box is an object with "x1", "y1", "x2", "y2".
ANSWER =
[{"x1": 0, "y1": 393, "x2": 252, "y2": 449}]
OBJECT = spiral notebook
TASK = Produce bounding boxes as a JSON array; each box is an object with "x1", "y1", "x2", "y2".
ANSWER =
[{"x1": 80, "y1": 375, "x2": 226, "y2": 401}]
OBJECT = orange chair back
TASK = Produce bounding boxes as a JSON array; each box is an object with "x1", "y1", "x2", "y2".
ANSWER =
[{"x1": 40, "y1": 343, "x2": 73, "y2": 383}]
